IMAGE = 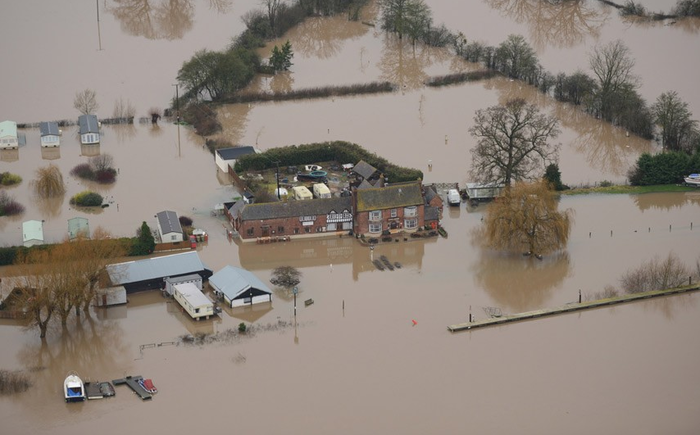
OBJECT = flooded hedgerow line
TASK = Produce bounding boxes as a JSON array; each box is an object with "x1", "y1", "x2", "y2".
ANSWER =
[
  {"x1": 218, "y1": 81, "x2": 396, "y2": 104},
  {"x1": 426, "y1": 70, "x2": 500, "y2": 88},
  {"x1": 179, "y1": 320, "x2": 307, "y2": 347}
]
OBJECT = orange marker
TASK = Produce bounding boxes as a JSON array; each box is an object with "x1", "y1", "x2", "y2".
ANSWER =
[{"x1": 412, "y1": 320, "x2": 417, "y2": 325}]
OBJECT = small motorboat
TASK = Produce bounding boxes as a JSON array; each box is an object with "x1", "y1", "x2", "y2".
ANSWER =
[
  {"x1": 684, "y1": 174, "x2": 700, "y2": 186},
  {"x1": 138, "y1": 378, "x2": 157, "y2": 394},
  {"x1": 64, "y1": 371, "x2": 86, "y2": 402}
]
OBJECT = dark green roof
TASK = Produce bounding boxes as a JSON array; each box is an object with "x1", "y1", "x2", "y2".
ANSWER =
[
  {"x1": 241, "y1": 197, "x2": 352, "y2": 221},
  {"x1": 355, "y1": 182, "x2": 423, "y2": 212}
]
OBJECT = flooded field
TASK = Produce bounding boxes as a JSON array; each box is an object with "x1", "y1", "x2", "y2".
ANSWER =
[{"x1": 1, "y1": 1, "x2": 700, "y2": 434}]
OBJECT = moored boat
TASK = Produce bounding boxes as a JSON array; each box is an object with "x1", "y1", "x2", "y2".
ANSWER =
[
  {"x1": 684, "y1": 174, "x2": 700, "y2": 186},
  {"x1": 138, "y1": 378, "x2": 157, "y2": 394},
  {"x1": 64, "y1": 372, "x2": 86, "y2": 402}
]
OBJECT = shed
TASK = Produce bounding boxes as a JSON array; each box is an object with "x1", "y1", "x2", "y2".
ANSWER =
[
  {"x1": 0, "y1": 120, "x2": 18, "y2": 149},
  {"x1": 39, "y1": 121, "x2": 60, "y2": 147},
  {"x1": 466, "y1": 183, "x2": 504, "y2": 201},
  {"x1": 164, "y1": 274, "x2": 202, "y2": 296},
  {"x1": 95, "y1": 286, "x2": 127, "y2": 307},
  {"x1": 78, "y1": 114, "x2": 100, "y2": 144},
  {"x1": 105, "y1": 251, "x2": 213, "y2": 293},
  {"x1": 209, "y1": 265, "x2": 272, "y2": 308},
  {"x1": 68, "y1": 217, "x2": 90, "y2": 240},
  {"x1": 173, "y1": 283, "x2": 214, "y2": 320},
  {"x1": 22, "y1": 220, "x2": 44, "y2": 247},
  {"x1": 215, "y1": 146, "x2": 259, "y2": 173},
  {"x1": 156, "y1": 210, "x2": 184, "y2": 243}
]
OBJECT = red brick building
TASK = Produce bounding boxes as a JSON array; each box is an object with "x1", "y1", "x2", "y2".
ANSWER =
[{"x1": 352, "y1": 181, "x2": 425, "y2": 236}]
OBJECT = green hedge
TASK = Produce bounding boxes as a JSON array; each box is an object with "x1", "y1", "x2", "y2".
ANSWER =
[
  {"x1": 70, "y1": 191, "x2": 104, "y2": 207},
  {"x1": 234, "y1": 141, "x2": 423, "y2": 183},
  {"x1": 628, "y1": 152, "x2": 700, "y2": 185}
]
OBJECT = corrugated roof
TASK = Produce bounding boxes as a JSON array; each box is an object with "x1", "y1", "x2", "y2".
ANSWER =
[
  {"x1": 241, "y1": 197, "x2": 352, "y2": 221},
  {"x1": 209, "y1": 265, "x2": 272, "y2": 300},
  {"x1": 78, "y1": 114, "x2": 99, "y2": 134},
  {"x1": 355, "y1": 182, "x2": 423, "y2": 212},
  {"x1": 352, "y1": 160, "x2": 378, "y2": 180},
  {"x1": 156, "y1": 210, "x2": 182, "y2": 235},
  {"x1": 216, "y1": 146, "x2": 257, "y2": 160},
  {"x1": 0, "y1": 120, "x2": 17, "y2": 138},
  {"x1": 39, "y1": 121, "x2": 59, "y2": 136},
  {"x1": 174, "y1": 282, "x2": 212, "y2": 307},
  {"x1": 106, "y1": 251, "x2": 208, "y2": 285}
]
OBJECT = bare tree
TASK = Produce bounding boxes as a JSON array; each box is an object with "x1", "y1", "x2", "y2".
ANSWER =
[
  {"x1": 262, "y1": 0, "x2": 282, "y2": 35},
  {"x1": 74, "y1": 89, "x2": 99, "y2": 115},
  {"x1": 113, "y1": 97, "x2": 136, "y2": 120},
  {"x1": 620, "y1": 252, "x2": 693, "y2": 294},
  {"x1": 469, "y1": 98, "x2": 561, "y2": 186},
  {"x1": 651, "y1": 91, "x2": 698, "y2": 152},
  {"x1": 482, "y1": 180, "x2": 573, "y2": 257},
  {"x1": 270, "y1": 266, "x2": 302, "y2": 290},
  {"x1": 89, "y1": 153, "x2": 114, "y2": 172},
  {"x1": 32, "y1": 164, "x2": 66, "y2": 198},
  {"x1": 589, "y1": 40, "x2": 638, "y2": 120}
]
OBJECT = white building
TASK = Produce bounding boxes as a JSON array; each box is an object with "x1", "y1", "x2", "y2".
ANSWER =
[
  {"x1": 215, "y1": 146, "x2": 260, "y2": 173},
  {"x1": 0, "y1": 120, "x2": 18, "y2": 149},
  {"x1": 39, "y1": 121, "x2": 60, "y2": 147},
  {"x1": 173, "y1": 282, "x2": 214, "y2": 320},
  {"x1": 156, "y1": 210, "x2": 184, "y2": 243},
  {"x1": 209, "y1": 265, "x2": 272, "y2": 308},
  {"x1": 164, "y1": 274, "x2": 202, "y2": 296},
  {"x1": 22, "y1": 220, "x2": 44, "y2": 247},
  {"x1": 78, "y1": 114, "x2": 100, "y2": 144}
]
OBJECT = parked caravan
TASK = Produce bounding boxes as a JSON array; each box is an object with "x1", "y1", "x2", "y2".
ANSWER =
[
  {"x1": 292, "y1": 186, "x2": 313, "y2": 200},
  {"x1": 312, "y1": 183, "x2": 331, "y2": 199}
]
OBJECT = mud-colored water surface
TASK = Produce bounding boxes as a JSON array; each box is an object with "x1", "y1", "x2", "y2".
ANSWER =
[{"x1": 1, "y1": 1, "x2": 700, "y2": 434}]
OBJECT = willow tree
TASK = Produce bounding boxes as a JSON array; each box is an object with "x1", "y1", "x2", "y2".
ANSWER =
[
  {"x1": 32, "y1": 164, "x2": 66, "y2": 198},
  {"x1": 483, "y1": 180, "x2": 573, "y2": 257}
]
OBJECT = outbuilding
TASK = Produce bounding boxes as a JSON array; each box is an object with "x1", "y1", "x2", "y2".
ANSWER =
[
  {"x1": 164, "y1": 274, "x2": 202, "y2": 296},
  {"x1": 0, "y1": 120, "x2": 18, "y2": 149},
  {"x1": 173, "y1": 282, "x2": 214, "y2": 320},
  {"x1": 209, "y1": 265, "x2": 272, "y2": 308},
  {"x1": 39, "y1": 121, "x2": 60, "y2": 147},
  {"x1": 215, "y1": 145, "x2": 260, "y2": 174},
  {"x1": 95, "y1": 286, "x2": 127, "y2": 307},
  {"x1": 22, "y1": 220, "x2": 44, "y2": 247},
  {"x1": 68, "y1": 217, "x2": 90, "y2": 240},
  {"x1": 78, "y1": 114, "x2": 100, "y2": 144},
  {"x1": 156, "y1": 210, "x2": 184, "y2": 243}
]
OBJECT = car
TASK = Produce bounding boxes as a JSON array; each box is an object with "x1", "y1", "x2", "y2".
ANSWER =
[
  {"x1": 447, "y1": 189, "x2": 460, "y2": 206},
  {"x1": 304, "y1": 165, "x2": 322, "y2": 171}
]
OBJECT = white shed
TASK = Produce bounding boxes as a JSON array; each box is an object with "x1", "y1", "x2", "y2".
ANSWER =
[
  {"x1": 39, "y1": 121, "x2": 60, "y2": 147},
  {"x1": 156, "y1": 210, "x2": 184, "y2": 243},
  {"x1": 0, "y1": 120, "x2": 18, "y2": 149},
  {"x1": 173, "y1": 282, "x2": 214, "y2": 320},
  {"x1": 95, "y1": 286, "x2": 127, "y2": 307},
  {"x1": 164, "y1": 274, "x2": 203, "y2": 296},
  {"x1": 209, "y1": 265, "x2": 272, "y2": 308},
  {"x1": 215, "y1": 146, "x2": 260, "y2": 173},
  {"x1": 22, "y1": 220, "x2": 44, "y2": 247}
]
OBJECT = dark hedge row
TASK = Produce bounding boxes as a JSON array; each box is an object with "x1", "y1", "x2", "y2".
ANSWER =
[
  {"x1": 628, "y1": 151, "x2": 700, "y2": 185},
  {"x1": 234, "y1": 141, "x2": 423, "y2": 183}
]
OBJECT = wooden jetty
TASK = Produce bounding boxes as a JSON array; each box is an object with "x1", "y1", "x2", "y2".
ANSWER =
[
  {"x1": 112, "y1": 375, "x2": 152, "y2": 400},
  {"x1": 448, "y1": 285, "x2": 700, "y2": 332},
  {"x1": 84, "y1": 381, "x2": 116, "y2": 400}
]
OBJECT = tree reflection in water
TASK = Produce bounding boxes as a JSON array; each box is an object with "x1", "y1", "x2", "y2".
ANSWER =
[
  {"x1": 486, "y1": 0, "x2": 608, "y2": 49},
  {"x1": 108, "y1": 0, "x2": 195, "y2": 40},
  {"x1": 632, "y1": 191, "x2": 700, "y2": 212},
  {"x1": 287, "y1": 16, "x2": 369, "y2": 60}
]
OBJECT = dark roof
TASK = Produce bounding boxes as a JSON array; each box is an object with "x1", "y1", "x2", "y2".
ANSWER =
[
  {"x1": 156, "y1": 210, "x2": 183, "y2": 235},
  {"x1": 241, "y1": 197, "x2": 352, "y2": 221},
  {"x1": 357, "y1": 179, "x2": 373, "y2": 189},
  {"x1": 425, "y1": 206, "x2": 439, "y2": 222},
  {"x1": 78, "y1": 114, "x2": 99, "y2": 134},
  {"x1": 227, "y1": 201, "x2": 245, "y2": 216},
  {"x1": 355, "y1": 182, "x2": 423, "y2": 212},
  {"x1": 352, "y1": 160, "x2": 378, "y2": 180},
  {"x1": 106, "y1": 251, "x2": 209, "y2": 285},
  {"x1": 39, "y1": 121, "x2": 59, "y2": 136},
  {"x1": 216, "y1": 146, "x2": 257, "y2": 160}
]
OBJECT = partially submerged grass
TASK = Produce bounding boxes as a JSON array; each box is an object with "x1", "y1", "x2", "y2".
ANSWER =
[
  {"x1": 0, "y1": 369, "x2": 31, "y2": 395},
  {"x1": 562, "y1": 184, "x2": 698, "y2": 195}
]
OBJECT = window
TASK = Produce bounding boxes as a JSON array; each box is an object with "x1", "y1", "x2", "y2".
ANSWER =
[
  {"x1": 369, "y1": 210, "x2": 382, "y2": 221},
  {"x1": 195, "y1": 308, "x2": 200, "y2": 313},
  {"x1": 404, "y1": 206, "x2": 417, "y2": 217},
  {"x1": 404, "y1": 218, "x2": 418, "y2": 229},
  {"x1": 304, "y1": 227, "x2": 311, "y2": 233},
  {"x1": 391, "y1": 208, "x2": 398, "y2": 218},
  {"x1": 171, "y1": 235, "x2": 178, "y2": 241},
  {"x1": 369, "y1": 223, "x2": 382, "y2": 233},
  {"x1": 247, "y1": 227, "x2": 254, "y2": 236},
  {"x1": 294, "y1": 228, "x2": 300, "y2": 234},
  {"x1": 278, "y1": 226, "x2": 285, "y2": 233}
]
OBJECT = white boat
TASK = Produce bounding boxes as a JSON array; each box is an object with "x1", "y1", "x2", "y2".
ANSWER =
[
  {"x1": 684, "y1": 174, "x2": 700, "y2": 186},
  {"x1": 64, "y1": 371, "x2": 86, "y2": 402}
]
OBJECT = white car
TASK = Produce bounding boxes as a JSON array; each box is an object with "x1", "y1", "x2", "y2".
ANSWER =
[
  {"x1": 447, "y1": 189, "x2": 461, "y2": 206},
  {"x1": 304, "y1": 165, "x2": 322, "y2": 171}
]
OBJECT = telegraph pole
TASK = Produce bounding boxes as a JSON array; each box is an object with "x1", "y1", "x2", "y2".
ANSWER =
[{"x1": 172, "y1": 83, "x2": 181, "y2": 157}]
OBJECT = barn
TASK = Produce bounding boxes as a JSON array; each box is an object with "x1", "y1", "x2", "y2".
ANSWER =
[{"x1": 209, "y1": 265, "x2": 272, "y2": 308}]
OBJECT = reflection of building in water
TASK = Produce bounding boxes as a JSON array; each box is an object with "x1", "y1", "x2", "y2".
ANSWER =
[
  {"x1": 239, "y1": 236, "x2": 433, "y2": 281},
  {"x1": 41, "y1": 147, "x2": 61, "y2": 160},
  {"x1": 165, "y1": 298, "x2": 218, "y2": 336},
  {"x1": 81, "y1": 144, "x2": 101, "y2": 157},
  {"x1": 223, "y1": 301, "x2": 273, "y2": 324}
]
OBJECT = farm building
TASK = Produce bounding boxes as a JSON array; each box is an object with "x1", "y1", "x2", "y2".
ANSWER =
[
  {"x1": 78, "y1": 114, "x2": 100, "y2": 144},
  {"x1": 173, "y1": 282, "x2": 214, "y2": 320},
  {"x1": 0, "y1": 120, "x2": 18, "y2": 149},
  {"x1": 156, "y1": 210, "x2": 184, "y2": 243},
  {"x1": 215, "y1": 145, "x2": 259, "y2": 174},
  {"x1": 104, "y1": 251, "x2": 213, "y2": 293},
  {"x1": 164, "y1": 274, "x2": 202, "y2": 296},
  {"x1": 22, "y1": 220, "x2": 44, "y2": 247},
  {"x1": 68, "y1": 217, "x2": 90, "y2": 240},
  {"x1": 209, "y1": 265, "x2": 272, "y2": 308},
  {"x1": 465, "y1": 183, "x2": 504, "y2": 201},
  {"x1": 95, "y1": 286, "x2": 127, "y2": 307},
  {"x1": 39, "y1": 121, "x2": 60, "y2": 147}
]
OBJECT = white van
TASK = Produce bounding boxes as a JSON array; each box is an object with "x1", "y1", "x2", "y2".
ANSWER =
[{"x1": 447, "y1": 189, "x2": 461, "y2": 206}]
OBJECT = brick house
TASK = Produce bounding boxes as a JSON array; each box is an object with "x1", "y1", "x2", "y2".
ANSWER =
[
  {"x1": 236, "y1": 197, "x2": 353, "y2": 242},
  {"x1": 352, "y1": 181, "x2": 425, "y2": 236}
]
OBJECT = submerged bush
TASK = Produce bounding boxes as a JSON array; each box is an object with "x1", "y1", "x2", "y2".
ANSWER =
[
  {"x1": 0, "y1": 191, "x2": 24, "y2": 216},
  {"x1": 70, "y1": 163, "x2": 94, "y2": 179},
  {"x1": 70, "y1": 191, "x2": 103, "y2": 207},
  {"x1": 0, "y1": 370, "x2": 31, "y2": 395},
  {"x1": 0, "y1": 172, "x2": 22, "y2": 186}
]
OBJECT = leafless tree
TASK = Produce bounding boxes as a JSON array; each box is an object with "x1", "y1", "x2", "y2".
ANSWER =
[
  {"x1": 73, "y1": 89, "x2": 99, "y2": 115},
  {"x1": 89, "y1": 153, "x2": 114, "y2": 172},
  {"x1": 620, "y1": 252, "x2": 693, "y2": 294},
  {"x1": 113, "y1": 97, "x2": 136, "y2": 119},
  {"x1": 32, "y1": 165, "x2": 66, "y2": 198},
  {"x1": 589, "y1": 40, "x2": 638, "y2": 120}
]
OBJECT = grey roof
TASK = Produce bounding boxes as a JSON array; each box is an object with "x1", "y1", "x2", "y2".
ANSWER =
[
  {"x1": 216, "y1": 146, "x2": 257, "y2": 160},
  {"x1": 106, "y1": 251, "x2": 208, "y2": 285},
  {"x1": 78, "y1": 114, "x2": 99, "y2": 134},
  {"x1": 226, "y1": 201, "x2": 245, "y2": 216},
  {"x1": 241, "y1": 196, "x2": 352, "y2": 221},
  {"x1": 352, "y1": 160, "x2": 379, "y2": 180},
  {"x1": 209, "y1": 265, "x2": 272, "y2": 300},
  {"x1": 357, "y1": 179, "x2": 373, "y2": 189},
  {"x1": 355, "y1": 182, "x2": 424, "y2": 212},
  {"x1": 156, "y1": 210, "x2": 183, "y2": 235},
  {"x1": 39, "y1": 121, "x2": 59, "y2": 136},
  {"x1": 425, "y1": 206, "x2": 439, "y2": 222},
  {"x1": 423, "y1": 185, "x2": 438, "y2": 203},
  {"x1": 164, "y1": 274, "x2": 202, "y2": 284}
]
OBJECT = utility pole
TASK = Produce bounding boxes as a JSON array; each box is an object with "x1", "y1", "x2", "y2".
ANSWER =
[
  {"x1": 274, "y1": 160, "x2": 281, "y2": 199},
  {"x1": 96, "y1": 0, "x2": 103, "y2": 51},
  {"x1": 172, "y1": 83, "x2": 181, "y2": 157}
]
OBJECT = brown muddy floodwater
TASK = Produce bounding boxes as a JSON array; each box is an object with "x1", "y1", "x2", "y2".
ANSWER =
[{"x1": 1, "y1": 1, "x2": 700, "y2": 434}]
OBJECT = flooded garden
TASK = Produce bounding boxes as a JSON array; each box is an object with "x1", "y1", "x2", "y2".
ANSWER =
[{"x1": 1, "y1": 1, "x2": 699, "y2": 434}]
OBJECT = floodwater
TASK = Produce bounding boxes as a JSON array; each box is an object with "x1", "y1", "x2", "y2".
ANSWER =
[{"x1": 1, "y1": 1, "x2": 700, "y2": 434}]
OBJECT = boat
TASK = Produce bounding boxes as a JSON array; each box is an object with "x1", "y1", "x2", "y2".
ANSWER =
[
  {"x1": 64, "y1": 371, "x2": 86, "y2": 402},
  {"x1": 684, "y1": 174, "x2": 700, "y2": 186},
  {"x1": 138, "y1": 378, "x2": 157, "y2": 394}
]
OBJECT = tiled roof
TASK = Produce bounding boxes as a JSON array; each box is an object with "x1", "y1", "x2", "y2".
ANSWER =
[
  {"x1": 425, "y1": 206, "x2": 439, "y2": 221},
  {"x1": 241, "y1": 197, "x2": 352, "y2": 221},
  {"x1": 352, "y1": 160, "x2": 378, "y2": 179},
  {"x1": 355, "y1": 182, "x2": 423, "y2": 212}
]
